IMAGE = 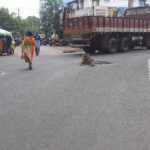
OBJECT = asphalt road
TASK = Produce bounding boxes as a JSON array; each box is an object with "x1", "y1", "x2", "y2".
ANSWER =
[{"x1": 0, "y1": 46, "x2": 150, "y2": 150}]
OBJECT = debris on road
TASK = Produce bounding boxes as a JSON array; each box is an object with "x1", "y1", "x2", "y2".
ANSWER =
[{"x1": 81, "y1": 53, "x2": 95, "y2": 67}]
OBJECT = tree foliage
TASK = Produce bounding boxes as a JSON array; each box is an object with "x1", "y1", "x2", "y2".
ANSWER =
[
  {"x1": 0, "y1": 7, "x2": 16, "y2": 30},
  {"x1": 41, "y1": 0, "x2": 63, "y2": 35},
  {"x1": 24, "y1": 16, "x2": 40, "y2": 33},
  {"x1": 0, "y1": 7, "x2": 40, "y2": 34}
]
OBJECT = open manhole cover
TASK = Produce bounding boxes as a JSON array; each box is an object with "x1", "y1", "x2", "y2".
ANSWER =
[
  {"x1": 94, "y1": 61, "x2": 112, "y2": 65},
  {"x1": 80, "y1": 60, "x2": 113, "y2": 67},
  {"x1": 0, "y1": 71, "x2": 6, "y2": 76},
  {"x1": 80, "y1": 53, "x2": 113, "y2": 67}
]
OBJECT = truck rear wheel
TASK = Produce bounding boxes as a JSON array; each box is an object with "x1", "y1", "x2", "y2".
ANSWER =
[
  {"x1": 143, "y1": 36, "x2": 150, "y2": 49},
  {"x1": 108, "y1": 38, "x2": 118, "y2": 53},
  {"x1": 120, "y1": 37, "x2": 130, "y2": 52}
]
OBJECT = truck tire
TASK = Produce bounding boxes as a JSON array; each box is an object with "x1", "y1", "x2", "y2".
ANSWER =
[
  {"x1": 120, "y1": 37, "x2": 130, "y2": 52},
  {"x1": 108, "y1": 38, "x2": 118, "y2": 53},
  {"x1": 143, "y1": 36, "x2": 150, "y2": 49}
]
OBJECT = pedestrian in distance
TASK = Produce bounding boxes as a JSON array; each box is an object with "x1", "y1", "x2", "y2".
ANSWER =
[
  {"x1": 50, "y1": 32, "x2": 59, "y2": 46},
  {"x1": 34, "y1": 33, "x2": 41, "y2": 56},
  {"x1": 21, "y1": 31, "x2": 36, "y2": 70}
]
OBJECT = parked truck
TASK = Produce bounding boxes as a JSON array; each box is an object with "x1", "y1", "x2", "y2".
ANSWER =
[{"x1": 63, "y1": 6, "x2": 150, "y2": 53}]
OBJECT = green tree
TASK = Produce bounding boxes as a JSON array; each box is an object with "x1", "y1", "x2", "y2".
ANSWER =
[
  {"x1": 24, "y1": 16, "x2": 40, "y2": 33},
  {"x1": 0, "y1": 7, "x2": 26, "y2": 32},
  {"x1": 0, "y1": 7, "x2": 16, "y2": 30},
  {"x1": 0, "y1": 7, "x2": 40, "y2": 34},
  {"x1": 41, "y1": 0, "x2": 63, "y2": 35},
  {"x1": 13, "y1": 17, "x2": 26, "y2": 32}
]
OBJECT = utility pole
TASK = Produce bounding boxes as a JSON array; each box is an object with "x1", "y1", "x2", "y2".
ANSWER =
[{"x1": 18, "y1": 8, "x2": 20, "y2": 19}]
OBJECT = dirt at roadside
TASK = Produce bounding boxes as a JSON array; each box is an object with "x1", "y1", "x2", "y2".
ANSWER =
[
  {"x1": 52, "y1": 46, "x2": 82, "y2": 53},
  {"x1": 14, "y1": 46, "x2": 83, "y2": 57}
]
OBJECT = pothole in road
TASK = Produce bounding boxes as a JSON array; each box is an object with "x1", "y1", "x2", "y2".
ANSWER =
[
  {"x1": 0, "y1": 71, "x2": 6, "y2": 76},
  {"x1": 80, "y1": 60, "x2": 113, "y2": 67},
  {"x1": 94, "y1": 61, "x2": 112, "y2": 65}
]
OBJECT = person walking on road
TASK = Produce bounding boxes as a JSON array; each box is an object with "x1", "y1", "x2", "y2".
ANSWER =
[
  {"x1": 50, "y1": 32, "x2": 59, "y2": 46},
  {"x1": 34, "y1": 33, "x2": 41, "y2": 56},
  {"x1": 21, "y1": 31, "x2": 36, "y2": 70}
]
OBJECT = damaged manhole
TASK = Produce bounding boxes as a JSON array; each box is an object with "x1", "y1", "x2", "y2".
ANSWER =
[
  {"x1": 80, "y1": 53, "x2": 112, "y2": 67},
  {"x1": 80, "y1": 60, "x2": 113, "y2": 67},
  {"x1": 94, "y1": 61, "x2": 112, "y2": 65},
  {"x1": 0, "y1": 71, "x2": 6, "y2": 76}
]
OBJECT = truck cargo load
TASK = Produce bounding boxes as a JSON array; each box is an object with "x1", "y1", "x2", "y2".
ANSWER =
[{"x1": 63, "y1": 6, "x2": 150, "y2": 53}]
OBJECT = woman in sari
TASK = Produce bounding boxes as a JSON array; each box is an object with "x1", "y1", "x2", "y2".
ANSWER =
[{"x1": 21, "y1": 31, "x2": 36, "y2": 70}]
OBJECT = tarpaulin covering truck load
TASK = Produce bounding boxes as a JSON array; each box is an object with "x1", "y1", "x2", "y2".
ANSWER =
[{"x1": 63, "y1": 6, "x2": 150, "y2": 53}]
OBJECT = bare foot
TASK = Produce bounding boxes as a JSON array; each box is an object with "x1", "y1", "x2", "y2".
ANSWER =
[{"x1": 29, "y1": 64, "x2": 32, "y2": 70}]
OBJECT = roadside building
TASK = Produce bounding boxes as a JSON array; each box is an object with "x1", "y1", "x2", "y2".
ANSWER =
[{"x1": 63, "y1": 0, "x2": 128, "y2": 19}]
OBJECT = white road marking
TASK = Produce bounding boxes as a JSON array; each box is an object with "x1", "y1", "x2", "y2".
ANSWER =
[{"x1": 148, "y1": 59, "x2": 150, "y2": 81}]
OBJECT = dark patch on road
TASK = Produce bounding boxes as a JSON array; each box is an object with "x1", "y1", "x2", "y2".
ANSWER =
[
  {"x1": 0, "y1": 71, "x2": 6, "y2": 76},
  {"x1": 80, "y1": 60, "x2": 112, "y2": 67},
  {"x1": 94, "y1": 61, "x2": 112, "y2": 65},
  {"x1": 63, "y1": 50, "x2": 80, "y2": 53}
]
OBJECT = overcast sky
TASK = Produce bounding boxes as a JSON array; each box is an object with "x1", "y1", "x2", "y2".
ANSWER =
[{"x1": 0, "y1": 0, "x2": 40, "y2": 18}]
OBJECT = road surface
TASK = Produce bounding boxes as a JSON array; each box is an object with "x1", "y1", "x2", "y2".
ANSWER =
[{"x1": 0, "y1": 46, "x2": 150, "y2": 150}]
